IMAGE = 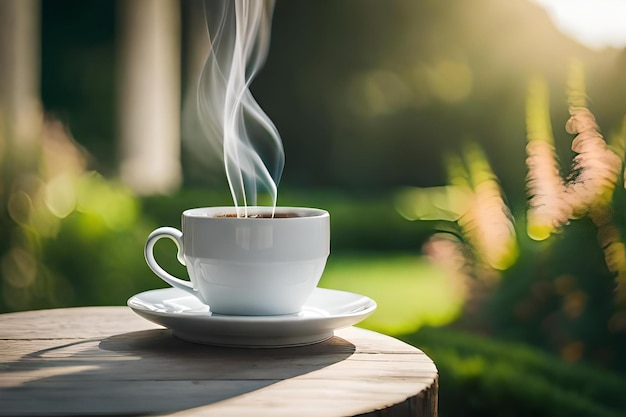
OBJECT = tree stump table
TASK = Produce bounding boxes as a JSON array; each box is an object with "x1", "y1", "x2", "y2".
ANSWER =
[{"x1": 0, "y1": 307, "x2": 438, "y2": 416}]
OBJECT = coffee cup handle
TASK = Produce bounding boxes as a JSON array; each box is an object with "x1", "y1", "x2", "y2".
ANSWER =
[{"x1": 144, "y1": 227, "x2": 195, "y2": 295}]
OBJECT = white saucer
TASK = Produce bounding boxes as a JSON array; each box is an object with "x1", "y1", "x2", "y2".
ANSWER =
[{"x1": 127, "y1": 287, "x2": 377, "y2": 347}]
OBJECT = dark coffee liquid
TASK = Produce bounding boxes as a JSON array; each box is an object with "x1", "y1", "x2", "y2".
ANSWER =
[{"x1": 214, "y1": 213, "x2": 301, "y2": 218}]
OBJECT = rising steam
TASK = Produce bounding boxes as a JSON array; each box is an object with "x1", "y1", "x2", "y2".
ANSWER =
[{"x1": 197, "y1": 0, "x2": 284, "y2": 216}]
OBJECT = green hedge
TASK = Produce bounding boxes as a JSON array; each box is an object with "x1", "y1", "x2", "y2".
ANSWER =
[
  {"x1": 141, "y1": 187, "x2": 432, "y2": 253},
  {"x1": 0, "y1": 187, "x2": 430, "y2": 312},
  {"x1": 403, "y1": 327, "x2": 626, "y2": 417}
]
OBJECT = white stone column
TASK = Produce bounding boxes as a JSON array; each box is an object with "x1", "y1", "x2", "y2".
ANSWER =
[
  {"x1": 0, "y1": 0, "x2": 42, "y2": 164},
  {"x1": 117, "y1": 0, "x2": 182, "y2": 195}
]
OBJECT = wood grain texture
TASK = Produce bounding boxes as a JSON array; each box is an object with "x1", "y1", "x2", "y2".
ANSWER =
[{"x1": 0, "y1": 307, "x2": 438, "y2": 417}]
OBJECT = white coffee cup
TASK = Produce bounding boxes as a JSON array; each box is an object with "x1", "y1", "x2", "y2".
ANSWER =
[{"x1": 144, "y1": 206, "x2": 330, "y2": 316}]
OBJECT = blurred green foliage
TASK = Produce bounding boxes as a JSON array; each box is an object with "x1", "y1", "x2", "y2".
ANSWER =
[
  {"x1": 485, "y1": 217, "x2": 626, "y2": 373},
  {"x1": 0, "y1": 170, "x2": 151, "y2": 310},
  {"x1": 405, "y1": 327, "x2": 626, "y2": 417},
  {"x1": 40, "y1": 0, "x2": 626, "y2": 198},
  {"x1": 0, "y1": 186, "x2": 433, "y2": 312}
]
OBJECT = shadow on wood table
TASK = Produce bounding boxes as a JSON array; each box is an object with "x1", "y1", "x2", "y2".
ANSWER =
[
  {"x1": 2, "y1": 327, "x2": 355, "y2": 415},
  {"x1": 1, "y1": 307, "x2": 437, "y2": 417}
]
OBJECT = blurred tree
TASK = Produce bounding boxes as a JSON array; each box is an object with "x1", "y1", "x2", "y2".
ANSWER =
[
  {"x1": 36, "y1": 0, "x2": 626, "y2": 201},
  {"x1": 40, "y1": 0, "x2": 116, "y2": 174}
]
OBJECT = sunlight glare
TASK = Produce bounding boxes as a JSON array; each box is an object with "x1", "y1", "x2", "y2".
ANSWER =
[{"x1": 530, "y1": 0, "x2": 626, "y2": 49}]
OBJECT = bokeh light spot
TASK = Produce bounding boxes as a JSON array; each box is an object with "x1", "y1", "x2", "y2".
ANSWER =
[
  {"x1": 426, "y1": 60, "x2": 473, "y2": 103},
  {"x1": 348, "y1": 70, "x2": 412, "y2": 117},
  {"x1": 561, "y1": 341, "x2": 584, "y2": 363},
  {"x1": 1, "y1": 248, "x2": 37, "y2": 289},
  {"x1": 7, "y1": 191, "x2": 33, "y2": 226},
  {"x1": 563, "y1": 290, "x2": 587, "y2": 318},
  {"x1": 44, "y1": 174, "x2": 77, "y2": 218}
]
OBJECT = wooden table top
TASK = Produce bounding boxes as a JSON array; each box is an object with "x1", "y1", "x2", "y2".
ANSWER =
[{"x1": 0, "y1": 307, "x2": 438, "y2": 417}]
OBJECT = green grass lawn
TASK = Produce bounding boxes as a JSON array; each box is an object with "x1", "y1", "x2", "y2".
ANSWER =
[{"x1": 319, "y1": 253, "x2": 465, "y2": 335}]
